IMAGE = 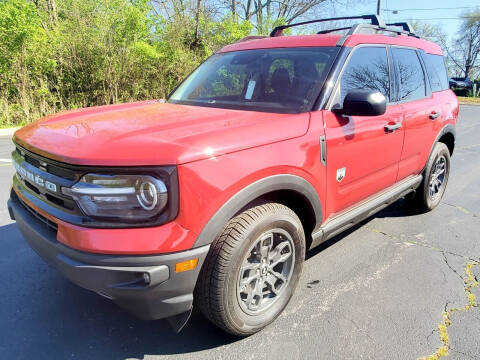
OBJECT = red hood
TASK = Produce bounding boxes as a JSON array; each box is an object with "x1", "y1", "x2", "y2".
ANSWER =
[{"x1": 14, "y1": 101, "x2": 310, "y2": 166}]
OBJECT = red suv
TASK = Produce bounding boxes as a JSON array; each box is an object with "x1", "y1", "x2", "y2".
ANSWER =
[{"x1": 8, "y1": 15, "x2": 458, "y2": 336}]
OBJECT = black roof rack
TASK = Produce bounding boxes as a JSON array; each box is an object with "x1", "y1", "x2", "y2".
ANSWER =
[
  {"x1": 386, "y1": 22, "x2": 415, "y2": 33},
  {"x1": 269, "y1": 14, "x2": 420, "y2": 40},
  {"x1": 270, "y1": 15, "x2": 384, "y2": 37}
]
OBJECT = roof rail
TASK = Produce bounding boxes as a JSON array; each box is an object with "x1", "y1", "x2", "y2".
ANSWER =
[
  {"x1": 270, "y1": 14, "x2": 385, "y2": 37},
  {"x1": 346, "y1": 23, "x2": 419, "y2": 37},
  {"x1": 269, "y1": 14, "x2": 421, "y2": 41},
  {"x1": 386, "y1": 22, "x2": 415, "y2": 33}
]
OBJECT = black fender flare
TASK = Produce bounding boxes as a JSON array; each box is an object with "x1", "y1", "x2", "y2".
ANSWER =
[
  {"x1": 422, "y1": 124, "x2": 456, "y2": 173},
  {"x1": 193, "y1": 174, "x2": 323, "y2": 248}
]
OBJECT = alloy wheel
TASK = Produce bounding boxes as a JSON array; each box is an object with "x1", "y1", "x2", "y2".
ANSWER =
[{"x1": 236, "y1": 229, "x2": 295, "y2": 315}]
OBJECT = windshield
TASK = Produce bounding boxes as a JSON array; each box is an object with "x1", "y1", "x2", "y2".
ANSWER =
[{"x1": 168, "y1": 47, "x2": 339, "y2": 113}]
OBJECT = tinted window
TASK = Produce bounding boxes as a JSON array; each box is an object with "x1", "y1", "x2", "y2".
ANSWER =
[
  {"x1": 339, "y1": 47, "x2": 390, "y2": 104},
  {"x1": 393, "y1": 48, "x2": 426, "y2": 102},
  {"x1": 422, "y1": 54, "x2": 449, "y2": 92},
  {"x1": 169, "y1": 47, "x2": 339, "y2": 113}
]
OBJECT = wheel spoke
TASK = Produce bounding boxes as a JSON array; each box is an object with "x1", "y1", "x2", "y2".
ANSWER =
[
  {"x1": 265, "y1": 274, "x2": 279, "y2": 295},
  {"x1": 270, "y1": 269, "x2": 287, "y2": 283},
  {"x1": 269, "y1": 241, "x2": 292, "y2": 268},
  {"x1": 259, "y1": 233, "x2": 273, "y2": 259},
  {"x1": 246, "y1": 278, "x2": 264, "y2": 310},
  {"x1": 240, "y1": 272, "x2": 260, "y2": 287},
  {"x1": 241, "y1": 261, "x2": 260, "y2": 271},
  {"x1": 245, "y1": 283, "x2": 256, "y2": 307}
]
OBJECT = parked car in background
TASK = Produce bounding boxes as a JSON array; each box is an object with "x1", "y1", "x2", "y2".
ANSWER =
[
  {"x1": 449, "y1": 77, "x2": 473, "y2": 90},
  {"x1": 8, "y1": 14, "x2": 458, "y2": 336}
]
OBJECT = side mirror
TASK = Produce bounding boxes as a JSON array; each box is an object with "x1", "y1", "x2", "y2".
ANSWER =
[{"x1": 333, "y1": 89, "x2": 387, "y2": 117}]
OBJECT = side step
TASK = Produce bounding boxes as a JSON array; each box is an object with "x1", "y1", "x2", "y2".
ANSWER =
[{"x1": 310, "y1": 175, "x2": 423, "y2": 249}]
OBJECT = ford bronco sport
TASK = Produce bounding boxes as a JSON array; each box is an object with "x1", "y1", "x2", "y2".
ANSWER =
[{"x1": 8, "y1": 15, "x2": 458, "y2": 336}]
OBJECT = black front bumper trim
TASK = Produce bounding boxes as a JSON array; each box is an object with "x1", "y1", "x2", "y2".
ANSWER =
[{"x1": 8, "y1": 195, "x2": 210, "y2": 321}]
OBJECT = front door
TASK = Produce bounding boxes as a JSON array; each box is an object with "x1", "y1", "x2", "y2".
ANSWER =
[{"x1": 323, "y1": 46, "x2": 405, "y2": 217}]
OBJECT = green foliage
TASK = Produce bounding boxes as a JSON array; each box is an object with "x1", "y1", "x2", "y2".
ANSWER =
[{"x1": 0, "y1": 0, "x2": 254, "y2": 126}]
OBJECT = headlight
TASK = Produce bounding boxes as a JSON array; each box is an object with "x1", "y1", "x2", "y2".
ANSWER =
[{"x1": 62, "y1": 174, "x2": 168, "y2": 222}]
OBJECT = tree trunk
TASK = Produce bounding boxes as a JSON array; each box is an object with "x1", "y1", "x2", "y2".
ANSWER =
[
  {"x1": 232, "y1": 0, "x2": 237, "y2": 22},
  {"x1": 46, "y1": 0, "x2": 58, "y2": 24},
  {"x1": 194, "y1": 0, "x2": 201, "y2": 44}
]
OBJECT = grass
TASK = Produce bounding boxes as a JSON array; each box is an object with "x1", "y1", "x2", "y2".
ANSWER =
[{"x1": 457, "y1": 96, "x2": 480, "y2": 104}]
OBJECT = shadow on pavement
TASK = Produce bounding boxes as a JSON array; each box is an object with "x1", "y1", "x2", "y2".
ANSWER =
[
  {"x1": 0, "y1": 223, "x2": 238, "y2": 360},
  {"x1": 1, "y1": 198, "x2": 419, "y2": 359},
  {"x1": 307, "y1": 198, "x2": 419, "y2": 260}
]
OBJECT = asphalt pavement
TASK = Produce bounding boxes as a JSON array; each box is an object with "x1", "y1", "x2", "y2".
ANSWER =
[{"x1": 0, "y1": 106, "x2": 479, "y2": 360}]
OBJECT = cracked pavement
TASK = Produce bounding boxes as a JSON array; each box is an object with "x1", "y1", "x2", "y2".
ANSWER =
[{"x1": 0, "y1": 105, "x2": 479, "y2": 360}]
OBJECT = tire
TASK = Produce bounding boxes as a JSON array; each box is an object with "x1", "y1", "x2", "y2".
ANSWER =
[
  {"x1": 408, "y1": 142, "x2": 450, "y2": 212},
  {"x1": 195, "y1": 203, "x2": 305, "y2": 336}
]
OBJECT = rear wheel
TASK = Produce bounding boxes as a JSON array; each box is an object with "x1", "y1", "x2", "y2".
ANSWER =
[
  {"x1": 408, "y1": 142, "x2": 450, "y2": 212},
  {"x1": 195, "y1": 203, "x2": 305, "y2": 336}
]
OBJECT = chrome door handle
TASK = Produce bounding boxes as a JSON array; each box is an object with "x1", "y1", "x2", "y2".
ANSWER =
[
  {"x1": 384, "y1": 122, "x2": 402, "y2": 133},
  {"x1": 430, "y1": 112, "x2": 440, "y2": 120}
]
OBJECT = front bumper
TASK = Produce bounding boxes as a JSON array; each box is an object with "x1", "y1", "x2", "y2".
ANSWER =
[{"x1": 8, "y1": 194, "x2": 210, "y2": 320}]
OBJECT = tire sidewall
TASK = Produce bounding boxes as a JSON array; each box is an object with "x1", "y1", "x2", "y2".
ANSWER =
[
  {"x1": 223, "y1": 212, "x2": 305, "y2": 335},
  {"x1": 423, "y1": 143, "x2": 450, "y2": 210}
]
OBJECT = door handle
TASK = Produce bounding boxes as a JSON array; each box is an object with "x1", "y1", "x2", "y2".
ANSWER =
[
  {"x1": 430, "y1": 111, "x2": 440, "y2": 120},
  {"x1": 384, "y1": 122, "x2": 402, "y2": 133}
]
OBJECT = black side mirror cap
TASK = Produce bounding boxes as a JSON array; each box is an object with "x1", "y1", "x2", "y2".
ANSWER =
[{"x1": 333, "y1": 89, "x2": 387, "y2": 117}]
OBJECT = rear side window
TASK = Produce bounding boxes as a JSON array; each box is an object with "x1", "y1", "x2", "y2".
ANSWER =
[
  {"x1": 422, "y1": 53, "x2": 449, "y2": 92},
  {"x1": 392, "y1": 48, "x2": 426, "y2": 102},
  {"x1": 339, "y1": 47, "x2": 390, "y2": 104}
]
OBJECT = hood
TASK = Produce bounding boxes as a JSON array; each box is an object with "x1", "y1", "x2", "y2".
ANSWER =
[{"x1": 14, "y1": 101, "x2": 310, "y2": 166}]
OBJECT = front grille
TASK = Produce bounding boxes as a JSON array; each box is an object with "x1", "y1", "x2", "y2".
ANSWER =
[
  {"x1": 17, "y1": 147, "x2": 78, "y2": 181},
  {"x1": 17, "y1": 195, "x2": 58, "y2": 234},
  {"x1": 13, "y1": 145, "x2": 81, "y2": 216}
]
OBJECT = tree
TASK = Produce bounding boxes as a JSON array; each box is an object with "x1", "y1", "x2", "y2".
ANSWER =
[
  {"x1": 449, "y1": 11, "x2": 480, "y2": 78},
  {"x1": 222, "y1": 0, "x2": 330, "y2": 34},
  {"x1": 410, "y1": 21, "x2": 446, "y2": 48}
]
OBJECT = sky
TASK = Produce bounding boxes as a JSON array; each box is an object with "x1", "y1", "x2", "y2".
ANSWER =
[{"x1": 328, "y1": 0, "x2": 480, "y2": 40}]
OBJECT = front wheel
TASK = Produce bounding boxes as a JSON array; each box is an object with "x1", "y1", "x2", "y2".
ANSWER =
[
  {"x1": 195, "y1": 203, "x2": 305, "y2": 336},
  {"x1": 408, "y1": 142, "x2": 451, "y2": 212}
]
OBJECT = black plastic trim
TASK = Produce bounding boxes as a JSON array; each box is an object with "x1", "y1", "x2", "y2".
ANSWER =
[
  {"x1": 270, "y1": 15, "x2": 384, "y2": 37},
  {"x1": 314, "y1": 47, "x2": 351, "y2": 110},
  {"x1": 320, "y1": 135, "x2": 327, "y2": 166},
  {"x1": 8, "y1": 195, "x2": 210, "y2": 320},
  {"x1": 311, "y1": 175, "x2": 423, "y2": 248},
  {"x1": 193, "y1": 174, "x2": 323, "y2": 248},
  {"x1": 423, "y1": 124, "x2": 456, "y2": 172}
]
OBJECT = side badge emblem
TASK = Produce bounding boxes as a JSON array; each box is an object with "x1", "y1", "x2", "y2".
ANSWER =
[{"x1": 336, "y1": 167, "x2": 346, "y2": 182}]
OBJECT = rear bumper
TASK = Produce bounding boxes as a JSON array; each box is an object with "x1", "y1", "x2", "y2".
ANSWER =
[{"x1": 8, "y1": 194, "x2": 209, "y2": 320}]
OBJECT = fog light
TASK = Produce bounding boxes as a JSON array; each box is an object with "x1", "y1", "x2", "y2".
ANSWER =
[
  {"x1": 143, "y1": 272, "x2": 151, "y2": 284},
  {"x1": 175, "y1": 259, "x2": 198, "y2": 273}
]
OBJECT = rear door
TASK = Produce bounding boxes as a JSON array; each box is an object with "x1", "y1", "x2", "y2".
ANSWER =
[
  {"x1": 323, "y1": 46, "x2": 405, "y2": 216},
  {"x1": 392, "y1": 47, "x2": 442, "y2": 180}
]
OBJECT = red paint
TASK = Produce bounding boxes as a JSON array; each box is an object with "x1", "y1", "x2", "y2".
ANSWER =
[
  {"x1": 322, "y1": 104, "x2": 405, "y2": 216},
  {"x1": 220, "y1": 33, "x2": 442, "y2": 55},
  {"x1": 220, "y1": 34, "x2": 342, "y2": 53},
  {"x1": 14, "y1": 103, "x2": 309, "y2": 166},
  {"x1": 12, "y1": 32, "x2": 458, "y2": 255},
  {"x1": 343, "y1": 34, "x2": 443, "y2": 55}
]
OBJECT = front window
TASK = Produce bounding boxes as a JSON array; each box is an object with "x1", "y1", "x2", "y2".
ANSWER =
[
  {"x1": 338, "y1": 46, "x2": 391, "y2": 105},
  {"x1": 169, "y1": 47, "x2": 339, "y2": 113}
]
